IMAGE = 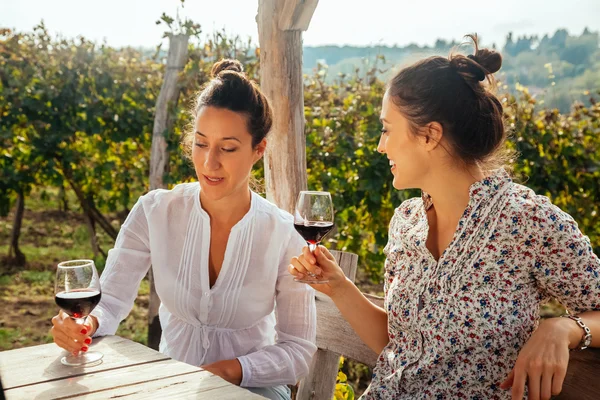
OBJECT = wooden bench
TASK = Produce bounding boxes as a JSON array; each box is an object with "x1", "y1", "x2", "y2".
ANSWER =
[{"x1": 297, "y1": 250, "x2": 600, "y2": 400}]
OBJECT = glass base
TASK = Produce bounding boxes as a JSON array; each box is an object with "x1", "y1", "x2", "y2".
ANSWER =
[
  {"x1": 294, "y1": 277, "x2": 329, "y2": 284},
  {"x1": 61, "y1": 351, "x2": 103, "y2": 367}
]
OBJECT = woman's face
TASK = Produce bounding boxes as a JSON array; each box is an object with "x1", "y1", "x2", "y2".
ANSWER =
[
  {"x1": 377, "y1": 91, "x2": 433, "y2": 190},
  {"x1": 192, "y1": 106, "x2": 265, "y2": 202}
]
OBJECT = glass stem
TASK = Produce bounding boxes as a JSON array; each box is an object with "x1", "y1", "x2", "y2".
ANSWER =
[{"x1": 308, "y1": 242, "x2": 318, "y2": 253}]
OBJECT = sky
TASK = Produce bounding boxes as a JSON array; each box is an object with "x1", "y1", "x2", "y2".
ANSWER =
[{"x1": 1, "y1": 0, "x2": 599, "y2": 49}]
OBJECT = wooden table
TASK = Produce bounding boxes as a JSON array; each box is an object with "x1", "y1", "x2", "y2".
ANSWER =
[{"x1": 0, "y1": 335, "x2": 266, "y2": 399}]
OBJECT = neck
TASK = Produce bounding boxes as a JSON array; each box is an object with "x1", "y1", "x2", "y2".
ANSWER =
[
  {"x1": 421, "y1": 164, "x2": 485, "y2": 226},
  {"x1": 199, "y1": 185, "x2": 252, "y2": 226}
]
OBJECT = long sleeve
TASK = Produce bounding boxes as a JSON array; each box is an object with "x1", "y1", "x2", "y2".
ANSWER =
[
  {"x1": 237, "y1": 231, "x2": 317, "y2": 387},
  {"x1": 532, "y1": 200, "x2": 600, "y2": 313},
  {"x1": 91, "y1": 197, "x2": 152, "y2": 337}
]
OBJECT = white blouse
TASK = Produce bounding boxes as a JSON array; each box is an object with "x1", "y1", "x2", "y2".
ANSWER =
[{"x1": 90, "y1": 183, "x2": 317, "y2": 387}]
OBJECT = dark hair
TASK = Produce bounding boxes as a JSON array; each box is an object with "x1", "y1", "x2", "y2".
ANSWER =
[
  {"x1": 387, "y1": 34, "x2": 510, "y2": 168},
  {"x1": 183, "y1": 59, "x2": 272, "y2": 155}
]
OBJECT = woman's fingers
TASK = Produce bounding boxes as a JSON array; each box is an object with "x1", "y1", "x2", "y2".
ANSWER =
[
  {"x1": 51, "y1": 312, "x2": 92, "y2": 352},
  {"x1": 551, "y1": 364, "x2": 566, "y2": 396},
  {"x1": 290, "y1": 256, "x2": 320, "y2": 276},
  {"x1": 540, "y1": 370, "x2": 553, "y2": 400},
  {"x1": 315, "y1": 245, "x2": 336, "y2": 261},
  {"x1": 51, "y1": 326, "x2": 83, "y2": 353},
  {"x1": 302, "y1": 246, "x2": 316, "y2": 264},
  {"x1": 294, "y1": 252, "x2": 322, "y2": 275}
]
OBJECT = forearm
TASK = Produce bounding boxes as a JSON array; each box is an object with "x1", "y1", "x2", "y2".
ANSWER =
[
  {"x1": 332, "y1": 279, "x2": 389, "y2": 354},
  {"x1": 202, "y1": 359, "x2": 243, "y2": 385}
]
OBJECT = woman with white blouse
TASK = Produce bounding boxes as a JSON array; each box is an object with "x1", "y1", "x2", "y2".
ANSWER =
[
  {"x1": 50, "y1": 59, "x2": 317, "y2": 400},
  {"x1": 289, "y1": 36, "x2": 600, "y2": 400}
]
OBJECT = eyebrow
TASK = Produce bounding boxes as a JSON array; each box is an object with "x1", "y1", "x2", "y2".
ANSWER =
[{"x1": 195, "y1": 131, "x2": 242, "y2": 143}]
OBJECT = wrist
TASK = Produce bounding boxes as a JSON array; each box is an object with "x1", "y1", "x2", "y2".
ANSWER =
[
  {"x1": 331, "y1": 277, "x2": 355, "y2": 302},
  {"x1": 87, "y1": 315, "x2": 99, "y2": 336},
  {"x1": 542, "y1": 316, "x2": 586, "y2": 349},
  {"x1": 223, "y1": 359, "x2": 243, "y2": 385},
  {"x1": 560, "y1": 314, "x2": 592, "y2": 350}
]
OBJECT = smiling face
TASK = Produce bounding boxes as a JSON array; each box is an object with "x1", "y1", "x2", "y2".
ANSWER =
[
  {"x1": 377, "y1": 91, "x2": 434, "y2": 190},
  {"x1": 192, "y1": 106, "x2": 266, "y2": 202}
]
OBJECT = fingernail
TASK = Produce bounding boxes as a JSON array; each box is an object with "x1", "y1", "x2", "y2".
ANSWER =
[
  {"x1": 80, "y1": 329, "x2": 87, "y2": 335},
  {"x1": 310, "y1": 259, "x2": 315, "y2": 264},
  {"x1": 315, "y1": 268, "x2": 322, "y2": 275},
  {"x1": 81, "y1": 346, "x2": 88, "y2": 352},
  {"x1": 84, "y1": 338, "x2": 92, "y2": 345}
]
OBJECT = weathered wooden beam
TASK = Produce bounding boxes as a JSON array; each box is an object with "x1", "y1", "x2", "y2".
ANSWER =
[
  {"x1": 279, "y1": 0, "x2": 319, "y2": 31},
  {"x1": 297, "y1": 250, "x2": 364, "y2": 400},
  {"x1": 149, "y1": 34, "x2": 189, "y2": 192},
  {"x1": 148, "y1": 33, "x2": 189, "y2": 350},
  {"x1": 258, "y1": 0, "x2": 310, "y2": 213}
]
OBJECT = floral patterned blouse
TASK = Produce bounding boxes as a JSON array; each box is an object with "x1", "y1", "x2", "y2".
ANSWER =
[{"x1": 362, "y1": 169, "x2": 600, "y2": 400}]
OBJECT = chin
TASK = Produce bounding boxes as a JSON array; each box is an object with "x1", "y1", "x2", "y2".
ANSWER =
[
  {"x1": 198, "y1": 183, "x2": 228, "y2": 200},
  {"x1": 392, "y1": 177, "x2": 404, "y2": 190}
]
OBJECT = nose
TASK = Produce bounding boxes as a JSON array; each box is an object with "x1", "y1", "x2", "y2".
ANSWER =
[
  {"x1": 204, "y1": 148, "x2": 221, "y2": 171},
  {"x1": 377, "y1": 132, "x2": 386, "y2": 154}
]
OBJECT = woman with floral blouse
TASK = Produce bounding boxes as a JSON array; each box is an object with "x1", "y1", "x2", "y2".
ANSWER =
[{"x1": 289, "y1": 35, "x2": 600, "y2": 400}]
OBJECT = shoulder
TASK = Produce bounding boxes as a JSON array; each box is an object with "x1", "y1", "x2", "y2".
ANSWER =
[
  {"x1": 503, "y1": 183, "x2": 575, "y2": 228},
  {"x1": 138, "y1": 182, "x2": 199, "y2": 214},
  {"x1": 252, "y1": 193, "x2": 305, "y2": 249},
  {"x1": 497, "y1": 183, "x2": 583, "y2": 246},
  {"x1": 253, "y1": 192, "x2": 296, "y2": 227}
]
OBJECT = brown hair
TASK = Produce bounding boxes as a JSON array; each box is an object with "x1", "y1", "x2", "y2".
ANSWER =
[
  {"x1": 387, "y1": 34, "x2": 509, "y2": 168},
  {"x1": 183, "y1": 59, "x2": 273, "y2": 156}
]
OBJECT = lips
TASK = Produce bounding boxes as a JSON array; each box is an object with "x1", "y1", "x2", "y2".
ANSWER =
[
  {"x1": 203, "y1": 175, "x2": 224, "y2": 185},
  {"x1": 389, "y1": 159, "x2": 396, "y2": 171}
]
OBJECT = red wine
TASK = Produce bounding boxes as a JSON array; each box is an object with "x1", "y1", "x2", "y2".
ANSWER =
[
  {"x1": 294, "y1": 221, "x2": 334, "y2": 245},
  {"x1": 55, "y1": 289, "x2": 101, "y2": 319}
]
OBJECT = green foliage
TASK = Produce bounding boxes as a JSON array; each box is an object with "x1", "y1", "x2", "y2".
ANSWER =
[
  {"x1": 21, "y1": 270, "x2": 54, "y2": 285},
  {"x1": 334, "y1": 357, "x2": 355, "y2": 400},
  {"x1": 0, "y1": 24, "x2": 161, "y2": 219},
  {"x1": 1, "y1": 26, "x2": 599, "y2": 284}
]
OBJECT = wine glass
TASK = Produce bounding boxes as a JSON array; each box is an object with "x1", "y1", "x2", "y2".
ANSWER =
[
  {"x1": 293, "y1": 191, "x2": 334, "y2": 284},
  {"x1": 54, "y1": 259, "x2": 103, "y2": 366}
]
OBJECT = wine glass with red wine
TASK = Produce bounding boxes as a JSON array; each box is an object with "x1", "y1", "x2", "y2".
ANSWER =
[
  {"x1": 293, "y1": 191, "x2": 334, "y2": 284},
  {"x1": 54, "y1": 259, "x2": 103, "y2": 366}
]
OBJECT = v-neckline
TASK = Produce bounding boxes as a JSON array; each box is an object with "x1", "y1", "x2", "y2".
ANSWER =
[
  {"x1": 194, "y1": 185, "x2": 257, "y2": 294},
  {"x1": 206, "y1": 226, "x2": 234, "y2": 291},
  {"x1": 421, "y1": 205, "x2": 466, "y2": 267}
]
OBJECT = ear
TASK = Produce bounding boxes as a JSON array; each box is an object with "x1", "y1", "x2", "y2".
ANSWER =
[
  {"x1": 421, "y1": 122, "x2": 443, "y2": 152},
  {"x1": 253, "y1": 139, "x2": 267, "y2": 163}
]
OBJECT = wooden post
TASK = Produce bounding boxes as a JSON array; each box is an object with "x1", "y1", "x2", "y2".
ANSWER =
[
  {"x1": 296, "y1": 250, "x2": 359, "y2": 400},
  {"x1": 257, "y1": 0, "x2": 319, "y2": 213},
  {"x1": 147, "y1": 33, "x2": 189, "y2": 350},
  {"x1": 149, "y1": 34, "x2": 189, "y2": 191}
]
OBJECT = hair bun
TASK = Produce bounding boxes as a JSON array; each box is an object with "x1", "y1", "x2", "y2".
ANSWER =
[
  {"x1": 471, "y1": 49, "x2": 502, "y2": 76},
  {"x1": 450, "y1": 35, "x2": 503, "y2": 82},
  {"x1": 211, "y1": 59, "x2": 244, "y2": 78}
]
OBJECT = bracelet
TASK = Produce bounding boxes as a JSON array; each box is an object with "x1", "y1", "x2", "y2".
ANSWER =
[{"x1": 561, "y1": 312, "x2": 592, "y2": 350}]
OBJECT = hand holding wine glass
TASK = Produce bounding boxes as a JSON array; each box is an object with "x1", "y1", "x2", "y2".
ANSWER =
[
  {"x1": 292, "y1": 191, "x2": 334, "y2": 284},
  {"x1": 52, "y1": 259, "x2": 103, "y2": 366}
]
